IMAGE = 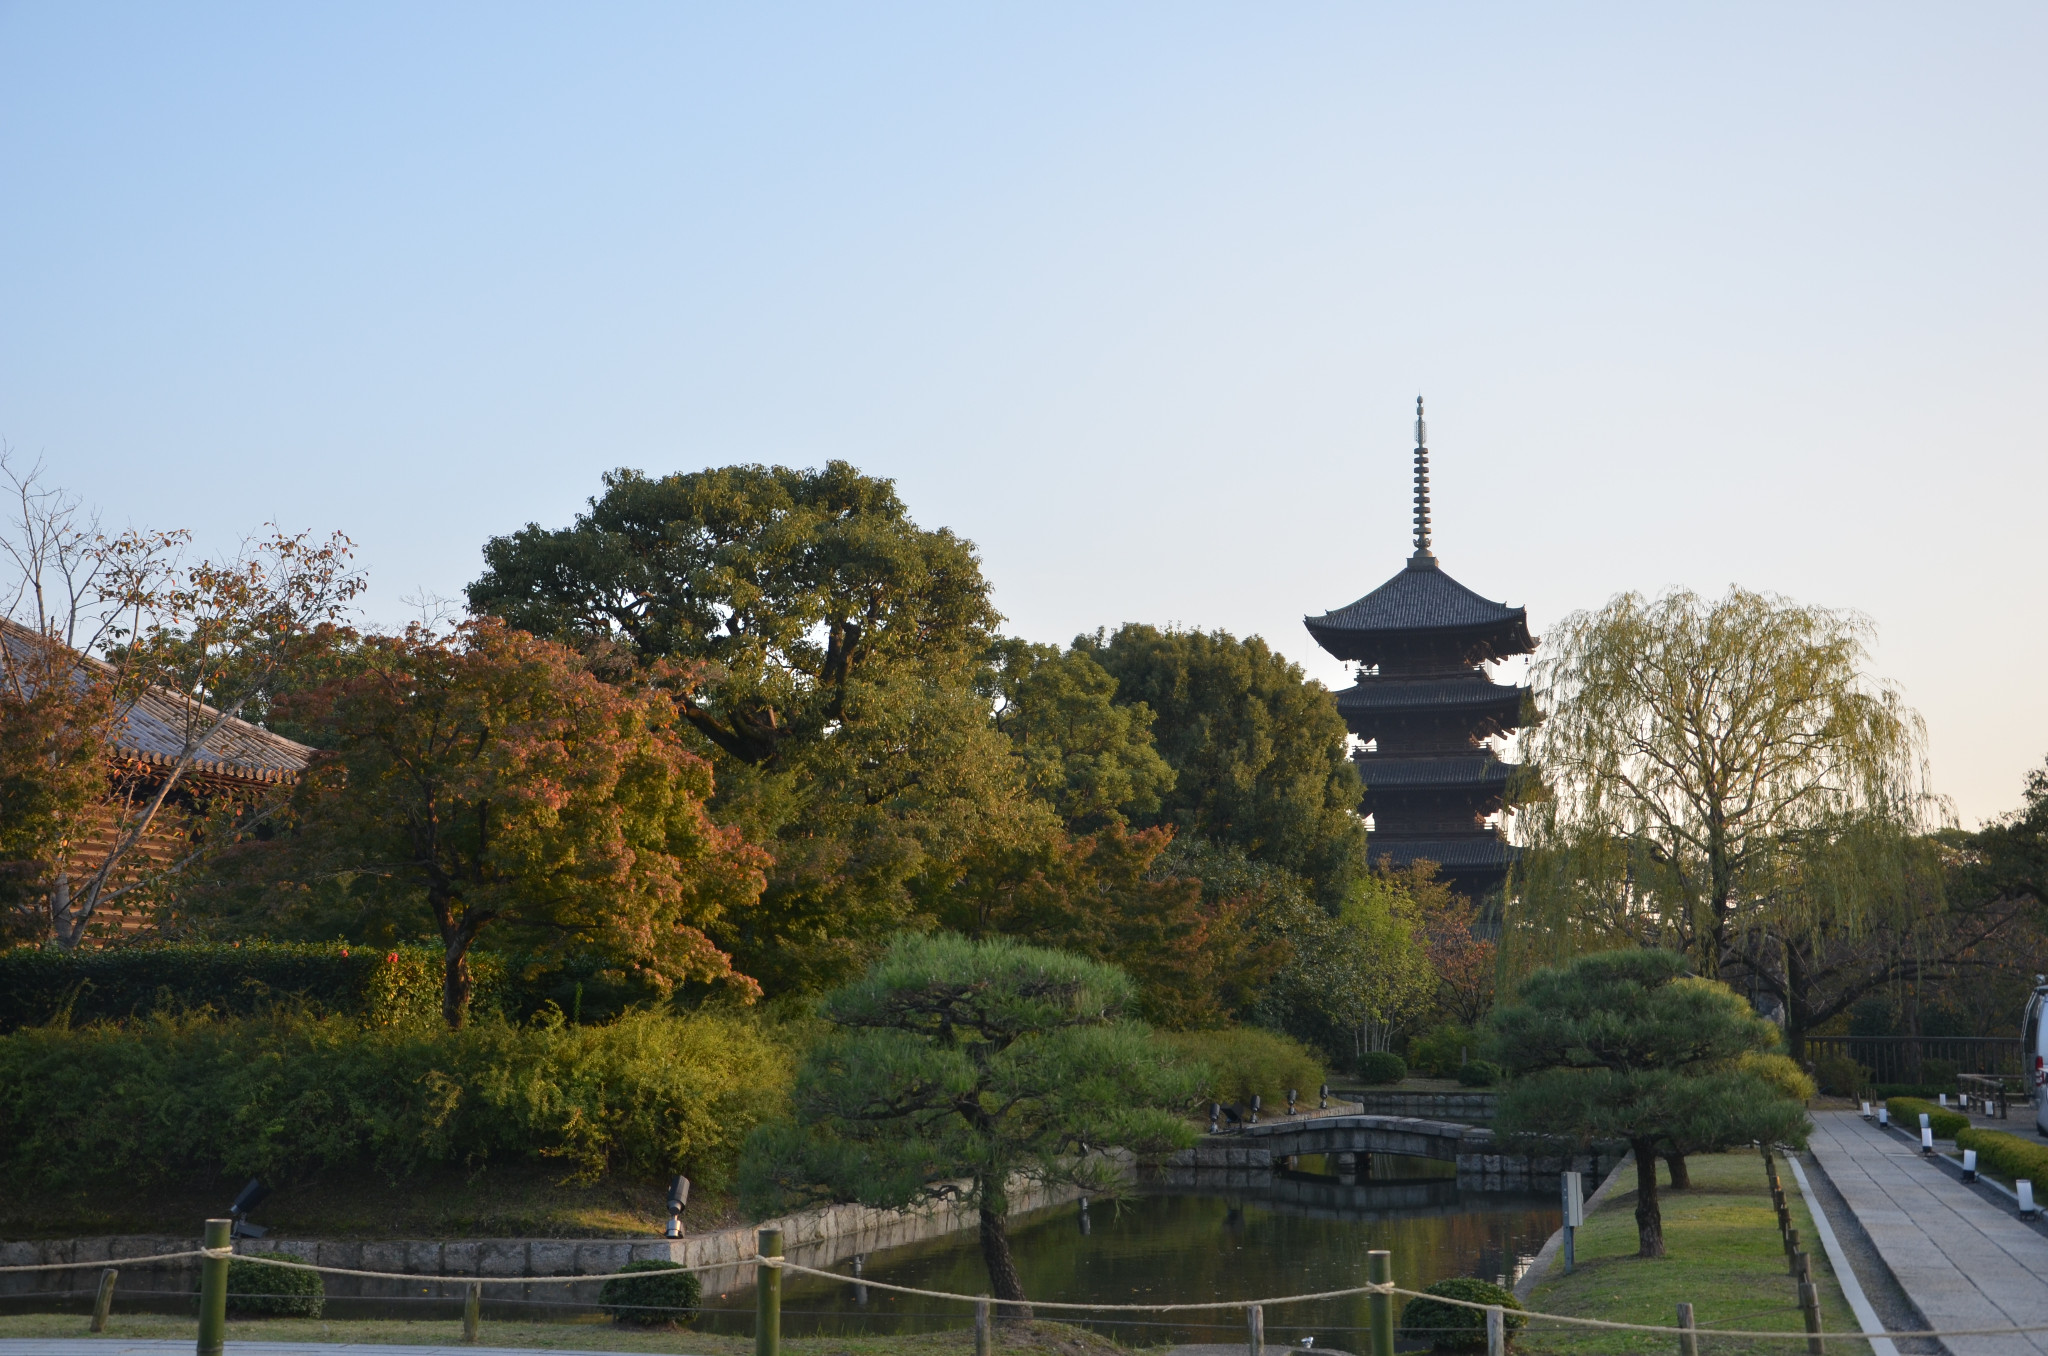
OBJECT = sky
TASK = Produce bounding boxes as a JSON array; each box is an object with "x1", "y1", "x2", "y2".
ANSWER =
[{"x1": 2, "y1": 3, "x2": 2043, "y2": 826}]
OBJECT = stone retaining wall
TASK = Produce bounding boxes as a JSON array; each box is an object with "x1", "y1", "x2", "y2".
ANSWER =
[
  {"x1": 0, "y1": 1177, "x2": 1081, "y2": 1305},
  {"x1": 1336, "y1": 1090, "x2": 1499, "y2": 1121}
]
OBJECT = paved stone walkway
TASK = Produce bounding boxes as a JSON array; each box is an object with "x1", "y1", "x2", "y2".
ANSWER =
[{"x1": 1809, "y1": 1109, "x2": 2048, "y2": 1356}]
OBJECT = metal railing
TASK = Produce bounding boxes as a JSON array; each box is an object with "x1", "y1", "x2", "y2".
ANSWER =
[{"x1": 1803, "y1": 1036, "x2": 2027, "y2": 1085}]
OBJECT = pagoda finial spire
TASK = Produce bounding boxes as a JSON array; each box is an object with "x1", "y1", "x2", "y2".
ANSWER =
[{"x1": 1410, "y1": 395, "x2": 1436, "y2": 567}]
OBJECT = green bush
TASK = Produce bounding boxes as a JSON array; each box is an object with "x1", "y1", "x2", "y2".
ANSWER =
[
  {"x1": 0, "y1": 942, "x2": 504, "y2": 1033},
  {"x1": 1456, "y1": 1059, "x2": 1502, "y2": 1088},
  {"x1": 599, "y1": 1259, "x2": 701, "y2": 1326},
  {"x1": 1810, "y1": 1050, "x2": 1867, "y2": 1097},
  {"x1": 1957, "y1": 1126, "x2": 2048, "y2": 1186},
  {"x1": 1398, "y1": 1277, "x2": 1524, "y2": 1352},
  {"x1": 1887, "y1": 1097, "x2": 1969, "y2": 1140},
  {"x1": 0, "y1": 1008, "x2": 791, "y2": 1188},
  {"x1": 226, "y1": 1253, "x2": 323, "y2": 1318},
  {"x1": 1407, "y1": 1024, "x2": 1479, "y2": 1078},
  {"x1": 1160, "y1": 1027, "x2": 1325, "y2": 1108},
  {"x1": 1356, "y1": 1051, "x2": 1407, "y2": 1085}
]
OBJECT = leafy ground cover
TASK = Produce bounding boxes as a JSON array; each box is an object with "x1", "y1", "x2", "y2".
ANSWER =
[
  {"x1": 1517, "y1": 1151, "x2": 1859, "y2": 1355},
  {"x1": 0, "y1": 1312, "x2": 1136, "y2": 1353}
]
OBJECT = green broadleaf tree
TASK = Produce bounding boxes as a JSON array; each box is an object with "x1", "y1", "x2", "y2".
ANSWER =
[
  {"x1": 738, "y1": 934, "x2": 1198, "y2": 1314},
  {"x1": 1489, "y1": 948, "x2": 1807, "y2": 1257}
]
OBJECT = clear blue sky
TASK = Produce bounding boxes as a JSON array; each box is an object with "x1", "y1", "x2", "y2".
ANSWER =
[{"x1": 3, "y1": 4, "x2": 2043, "y2": 824}]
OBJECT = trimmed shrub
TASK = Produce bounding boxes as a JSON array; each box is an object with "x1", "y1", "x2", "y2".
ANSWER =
[
  {"x1": 0, "y1": 1008, "x2": 791, "y2": 1188},
  {"x1": 1741, "y1": 1052, "x2": 1817, "y2": 1103},
  {"x1": 0, "y1": 942, "x2": 505, "y2": 1033},
  {"x1": 1810, "y1": 1050, "x2": 1868, "y2": 1098},
  {"x1": 226, "y1": 1253, "x2": 323, "y2": 1318},
  {"x1": 1456, "y1": 1059, "x2": 1502, "y2": 1088},
  {"x1": 1887, "y1": 1097, "x2": 1969, "y2": 1140},
  {"x1": 1398, "y1": 1277, "x2": 1524, "y2": 1352},
  {"x1": 1407, "y1": 1024, "x2": 1479, "y2": 1078},
  {"x1": 1356, "y1": 1051, "x2": 1407, "y2": 1086},
  {"x1": 1957, "y1": 1126, "x2": 2048, "y2": 1185},
  {"x1": 1161, "y1": 1027, "x2": 1325, "y2": 1109},
  {"x1": 599, "y1": 1259, "x2": 701, "y2": 1326}
]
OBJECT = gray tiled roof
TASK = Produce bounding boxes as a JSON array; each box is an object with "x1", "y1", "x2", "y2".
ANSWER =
[
  {"x1": 1368, "y1": 835, "x2": 1519, "y2": 870},
  {"x1": 1, "y1": 618, "x2": 313, "y2": 783},
  {"x1": 1336, "y1": 677, "x2": 1528, "y2": 715},
  {"x1": 1355, "y1": 754, "x2": 1512, "y2": 790},
  {"x1": 1307, "y1": 558, "x2": 1527, "y2": 635}
]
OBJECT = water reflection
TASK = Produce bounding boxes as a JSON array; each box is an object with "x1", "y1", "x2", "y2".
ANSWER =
[{"x1": 697, "y1": 1161, "x2": 1558, "y2": 1346}]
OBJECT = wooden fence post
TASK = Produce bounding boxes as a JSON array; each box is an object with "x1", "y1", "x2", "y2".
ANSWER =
[
  {"x1": 1486, "y1": 1303, "x2": 1505, "y2": 1356},
  {"x1": 462, "y1": 1281, "x2": 481, "y2": 1344},
  {"x1": 1368, "y1": 1250, "x2": 1394, "y2": 1356},
  {"x1": 196, "y1": 1219, "x2": 230, "y2": 1356},
  {"x1": 1246, "y1": 1302, "x2": 1264, "y2": 1354},
  {"x1": 1799, "y1": 1278, "x2": 1824, "y2": 1355},
  {"x1": 754, "y1": 1227, "x2": 782, "y2": 1356},
  {"x1": 1676, "y1": 1301, "x2": 1699, "y2": 1356},
  {"x1": 975, "y1": 1296, "x2": 991, "y2": 1356},
  {"x1": 89, "y1": 1268, "x2": 117, "y2": 1333}
]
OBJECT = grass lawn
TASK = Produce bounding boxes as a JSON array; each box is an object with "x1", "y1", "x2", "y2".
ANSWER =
[
  {"x1": 1515, "y1": 1151, "x2": 1859, "y2": 1355},
  {"x1": 0, "y1": 1311, "x2": 1136, "y2": 1353},
  {"x1": 0, "y1": 1163, "x2": 743, "y2": 1240}
]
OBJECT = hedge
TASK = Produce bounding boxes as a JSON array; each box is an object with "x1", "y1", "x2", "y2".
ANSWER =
[
  {"x1": 1356, "y1": 1051, "x2": 1407, "y2": 1086},
  {"x1": 599, "y1": 1259, "x2": 702, "y2": 1325},
  {"x1": 0, "y1": 1007, "x2": 790, "y2": 1188},
  {"x1": 0, "y1": 942, "x2": 505, "y2": 1033},
  {"x1": 1955, "y1": 1126, "x2": 2048, "y2": 1185},
  {"x1": 227, "y1": 1253, "x2": 324, "y2": 1318},
  {"x1": 1886, "y1": 1096, "x2": 1970, "y2": 1140},
  {"x1": 1399, "y1": 1277, "x2": 1524, "y2": 1352}
]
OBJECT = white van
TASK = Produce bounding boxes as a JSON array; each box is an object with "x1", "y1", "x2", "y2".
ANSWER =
[{"x1": 2028, "y1": 979, "x2": 2048, "y2": 1136}]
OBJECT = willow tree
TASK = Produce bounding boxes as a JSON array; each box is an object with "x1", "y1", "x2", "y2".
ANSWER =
[{"x1": 1509, "y1": 588, "x2": 1939, "y2": 1049}]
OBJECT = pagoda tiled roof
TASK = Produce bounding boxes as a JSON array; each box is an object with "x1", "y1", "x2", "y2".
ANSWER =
[
  {"x1": 1355, "y1": 754, "x2": 1511, "y2": 790},
  {"x1": 1368, "y1": 835, "x2": 1519, "y2": 870},
  {"x1": 1336, "y1": 676, "x2": 1528, "y2": 717},
  {"x1": 1307, "y1": 557, "x2": 1528, "y2": 637}
]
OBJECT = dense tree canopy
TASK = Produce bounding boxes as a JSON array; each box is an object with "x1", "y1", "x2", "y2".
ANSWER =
[
  {"x1": 1077, "y1": 624, "x2": 1365, "y2": 903},
  {"x1": 739, "y1": 934, "x2": 1195, "y2": 1311},
  {"x1": 466, "y1": 462, "x2": 999, "y2": 766},
  {"x1": 271, "y1": 620, "x2": 770, "y2": 1026}
]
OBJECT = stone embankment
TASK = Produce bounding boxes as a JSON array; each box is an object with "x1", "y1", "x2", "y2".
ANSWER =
[
  {"x1": 0, "y1": 1178, "x2": 1080, "y2": 1305},
  {"x1": 1165, "y1": 1111, "x2": 1619, "y2": 1190}
]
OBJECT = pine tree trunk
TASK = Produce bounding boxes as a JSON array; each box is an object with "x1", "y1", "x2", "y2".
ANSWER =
[
  {"x1": 1632, "y1": 1140, "x2": 1665, "y2": 1257},
  {"x1": 1664, "y1": 1150, "x2": 1690, "y2": 1190},
  {"x1": 978, "y1": 1202, "x2": 1032, "y2": 1321}
]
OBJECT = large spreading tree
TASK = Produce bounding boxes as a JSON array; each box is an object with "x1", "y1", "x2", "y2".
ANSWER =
[
  {"x1": 739, "y1": 934, "x2": 1197, "y2": 1313},
  {"x1": 1490, "y1": 948, "x2": 1808, "y2": 1257}
]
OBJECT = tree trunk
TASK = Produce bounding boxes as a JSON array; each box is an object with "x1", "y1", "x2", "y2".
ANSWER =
[
  {"x1": 1632, "y1": 1140, "x2": 1665, "y2": 1258},
  {"x1": 48, "y1": 868, "x2": 85, "y2": 950},
  {"x1": 1664, "y1": 1150, "x2": 1690, "y2": 1190},
  {"x1": 977, "y1": 1192, "x2": 1031, "y2": 1321},
  {"x1": 1784, "y1": 941, "x2": 1810, "y2": 1063},
  {"x1": 442, "y1": 936, "x2": 474, "y2": 1030}
]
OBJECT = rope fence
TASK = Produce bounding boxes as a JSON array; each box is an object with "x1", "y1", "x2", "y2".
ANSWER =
[{"x1": 13, "y1": 1218, "x2": 2048, "y2": 1352}]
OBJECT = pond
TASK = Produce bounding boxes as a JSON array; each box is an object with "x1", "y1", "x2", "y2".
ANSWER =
[{"x1": 692, "y1": 1155, "x2": 1559, "y2": 1348}]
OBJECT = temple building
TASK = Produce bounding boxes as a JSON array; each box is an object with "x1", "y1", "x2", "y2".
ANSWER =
[{"x1": 1303, "y1": 400, "x2": 1535, "y2": 902}]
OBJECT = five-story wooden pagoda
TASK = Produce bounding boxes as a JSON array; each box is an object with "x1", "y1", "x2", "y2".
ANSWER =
[{"x1": 1304, "y1": 399, "x2": 1535, "y2": 901}]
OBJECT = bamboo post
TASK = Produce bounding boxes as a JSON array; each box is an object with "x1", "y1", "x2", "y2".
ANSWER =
[
  {"x1": 975, "y1": 1295, "x2": 991, "y2": 1356},
  {"x1": 1367, "y1": 1250, "x2": 1394, "y2": 1356},
  {"x1": 755, "y1": 1227, "x2": 782, "y2": 1356},
  {"x1": 89, "y1": 1268, "x2": 117, "y2": 1333},
  {"x1": 1246, "y1": 1302, "x2": 1264, "y2": 1354},
  {"x1": 1486, "y1": 1303, "x2": 1505, "y2": 1356},
  {"x1": 196, "y1": 1219, "x2": 231, "y2": 1356},
  {"x1": 462, "y1": 1281, "x2": 481, "y2": 1344},
  {"x1": 1676, "y1": 1301, "x2": 1699, "y2": 1356},
  {"x1": 1799, "y1": 1278, "x2": 1824, "y2": 1355}
]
